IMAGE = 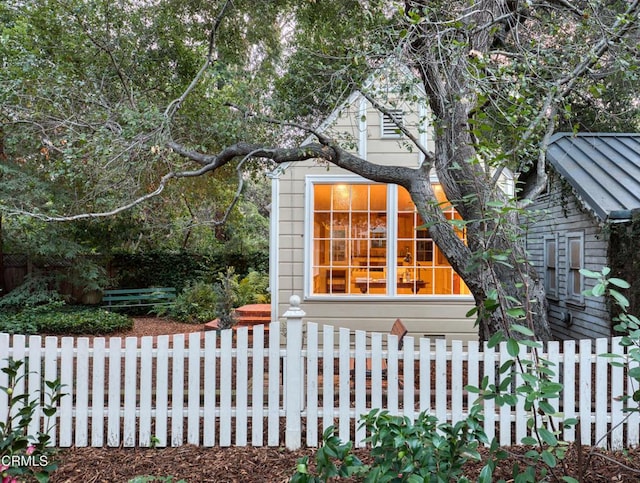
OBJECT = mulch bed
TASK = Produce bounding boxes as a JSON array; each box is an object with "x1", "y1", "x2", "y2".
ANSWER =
[
  {"x1": 46, "y1": 318, "x2": 640, "y2": 482},
  {"x1": 49, "y1": 444, "x2": 640, "y2": 482}
]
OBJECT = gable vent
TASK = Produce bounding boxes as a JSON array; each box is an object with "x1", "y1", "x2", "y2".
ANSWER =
[{"x1": 381, "y1": 109, "x2": 404, "y2": 138}]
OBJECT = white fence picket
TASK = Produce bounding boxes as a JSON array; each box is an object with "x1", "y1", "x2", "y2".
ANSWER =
[
  {"x1": 44, "y1": 336, "x2": 58, "y2": 446},
  {"x1": 251, "y1": 326, "x2": 265, "y2": 446},
  {"x1": 547, "y1": 340, "x2": 560, "y2": 434},
  {"x1": 236, "y1": 327, "x2": 249, "y2": 446},
  {"x1": 27, "y1": 336, "x2": 43, "y2": 438},
  {"x1": 139, "y1": 336, "x2": 153, "y2": 447},
  {"x1": 562, "y1": 340, "x2": 576, "y2": 442},
  {"x1": 354, "y1": 329, "x2": 367, "y2": 446},
  {"x1": 387, "y1": 333, "x2": 399, "y2": 415},
  {"x1": 338, "y1": 327, "x2": 351, "y2": 443},
  {"x1": 322, "y1": 324, "x2": 335, "y2": 433},
  {"x1": 187, "y1": 332, "x2": 202, "y2": 445},
  {"x1": 467, "y1": 341, "x2": 479, "y2": 418},
  {"x1": 611, "y1": 337, "x2": 624, "y2": 450},
  {"x1": 499, "y1": 342, "x2": 511, "y2": 446},
  {"x1": 435, "y1": 338, "x2": 447, "y2": 424},
  {"x1": 203, "y1": 330, "x2": 217, "y2": 447},
  {"x1": 419, "y1": 338, "x2": 431, "y2": 414},
  {"x1": 371, "y1": 332, "x2": 383, "y2": 412},
  {"x1": 91, "y1": 337, "x2": 106, "y2": 446},
  {"x1": 59, "y1": 337, "x2": 74, "y2": 447},
  {"x1": 11, "y1": 335, "x2": 25, "y2": 420},
  {"x1": 579, "y1": 338, "x2": 592, "y2": 446},
  {"x1": 595, "y1": 337, "x2": 608, "y2": 447},
  {"x1": 123, "y1": 337, "x2": 137, "y2": 447},
  {"x1": 451, "y1": 340, "x2": 463, "y2": 426},
  {"x1": 75, "y1": 337, "x2": 89, "y2": 447},
  {"x1": 305, "y1": 323, "x2": 319, "y2": 447},
  {"x1": 171, "y1": 334, "x2": 185, "y2": 447},
  {"x1": 403, "y1": 336, "x2": 415, "y2": 423},
  {"x1": 628, "y1": 355, "x2": 640, "y2": 447},
  {"x1": 3, "y1": 314, "x2": 640, "y2": 452},
  {"x1": 267, "y1": 321, "x2": 280, "y2": 446},
  {"x1": 155, "y1": 335, "x2": 170, "y2": 447},
  {"x1": 483, "y1": 341, "x2": 496, "y2": 442},
  {"x1": 219, "y1": 330, "x2": 232, "y2": 447},
  {"x1": 107, "y1": 337, "x2": 121, "y2": 447}
]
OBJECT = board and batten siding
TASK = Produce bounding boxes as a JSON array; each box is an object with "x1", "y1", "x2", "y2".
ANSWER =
[
  {"x1": 274, "y1": 95, "x2": 476, "y2": 342},
  {"x1": 527, "y1": 179, "x2": 611, "y2": 340}
]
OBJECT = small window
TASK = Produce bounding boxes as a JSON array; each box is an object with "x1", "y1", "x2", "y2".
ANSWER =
[
  {"x1": 544, "y1": 235, "x2": 558, "y2": 298},
  {"x1": 381, "y1": 109, "x2": 404, "y2": 138},
  {"x1": 566, "y1": 233, "x2": 584, "y2": 303}
]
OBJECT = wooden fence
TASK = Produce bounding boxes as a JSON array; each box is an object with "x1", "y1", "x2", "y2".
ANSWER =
[{"x1": 0, "y1": 297, "x2": 638, "y2": 450}]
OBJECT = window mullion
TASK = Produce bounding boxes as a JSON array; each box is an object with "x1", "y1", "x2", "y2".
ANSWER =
[{"x1": 388, "y1": 185, "x2": 398, "y2": 295}]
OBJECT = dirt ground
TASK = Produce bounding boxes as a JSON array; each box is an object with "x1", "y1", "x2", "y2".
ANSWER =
[{"x1": 48, "y1": 318, "x2": 640, "y2": 482}]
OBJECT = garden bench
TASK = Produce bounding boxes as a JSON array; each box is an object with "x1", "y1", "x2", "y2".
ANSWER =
[{"x1": 102, "y1": 287, "x2": 176, "y2": 310}]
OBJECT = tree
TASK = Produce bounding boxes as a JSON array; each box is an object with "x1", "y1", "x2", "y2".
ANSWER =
[{"x1": 2, "y1": 0, "x2": 639, "y2": 339}]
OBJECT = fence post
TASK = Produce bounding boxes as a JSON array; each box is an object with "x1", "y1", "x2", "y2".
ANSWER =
[{"x1": 283, "y1": 294, "x2": 305, "y2": 450}]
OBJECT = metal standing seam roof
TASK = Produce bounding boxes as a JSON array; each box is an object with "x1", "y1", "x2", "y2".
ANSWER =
[{"x1": 546, "y1": 133, "x2": 640, "y2": 222}]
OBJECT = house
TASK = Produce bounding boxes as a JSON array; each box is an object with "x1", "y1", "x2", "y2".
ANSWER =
[
  {"x1": 267, "y1": 72, "x2": 480, "y2": 342},
  {"x1": 526, "y1": 133, "x2": 640, "y2": 340}
]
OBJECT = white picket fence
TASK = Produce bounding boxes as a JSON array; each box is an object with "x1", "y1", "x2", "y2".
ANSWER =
[{"x1": 0, "y1": 297, "x2": 639, "y2": 450}]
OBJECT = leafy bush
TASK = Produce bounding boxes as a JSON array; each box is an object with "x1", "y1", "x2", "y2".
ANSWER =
[
  {"x1": 154, "y1": 280, "x2": 219, "y2": 324},
  {"x1": 236, "y1": 270, "x2": 270, "y2": 306},
  {"x1": 214, "y1": 268, "x2": 239, "y2": 329},
  {"x1": 154, "y1": 268, "x2": 269, "y2": 325},
  {"x1": 1, "y1": 358, "x2": 65, "y2": 482},
  {"x1": 0, "y1": 274, "x2": 63, "y2": 314},
  {"x1": 0, "y1": 303, "x2": 132, "y2": 335},
  {"x1": 291, "y1": 407, "x2": 493, "y2": 483}
]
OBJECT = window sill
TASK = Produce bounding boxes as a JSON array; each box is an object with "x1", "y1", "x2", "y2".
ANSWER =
[{"x1": 565, "y1": 300, "x2": 585, "y2": 310}]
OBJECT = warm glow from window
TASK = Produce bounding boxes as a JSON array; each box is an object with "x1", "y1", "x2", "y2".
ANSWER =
[{"x1": 311, "y1": 183, "x2": 469, "y2": 296}]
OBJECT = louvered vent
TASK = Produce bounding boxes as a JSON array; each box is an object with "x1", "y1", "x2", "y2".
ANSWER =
[{"x1": 381, "y1": 109, "x2": 404, "y2": 137}]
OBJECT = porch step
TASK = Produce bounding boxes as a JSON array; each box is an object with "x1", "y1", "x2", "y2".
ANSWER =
[{"x1": 204, "y1": 303, "x2": 271, "y2": 331}]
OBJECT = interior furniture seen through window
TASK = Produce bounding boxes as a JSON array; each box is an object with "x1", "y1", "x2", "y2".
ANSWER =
[{"x1": 311, "y1": 182, "x2": 469, "y2": 296}]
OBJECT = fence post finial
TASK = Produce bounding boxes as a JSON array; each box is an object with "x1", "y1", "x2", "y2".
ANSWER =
[{"x1": 283, "y1": 294, "x2": 305, "y2": 450}]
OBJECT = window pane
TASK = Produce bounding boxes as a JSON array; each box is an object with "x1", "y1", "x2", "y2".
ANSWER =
[
  {"x1": 312, "y1": 183, "x2": 387, "y2": 295},
  {"x1": 546, "y1": 241, "x2": 556, "y2": 268},
  {"x1": 395, "y1": 186, "x2": 467, "y2": 295},
  {"x1": 351, "y1": 184, "x2": 369, "y2": 211},
  {"x1": 569, "y1": 239, "x2": 581, "y2": 268}
]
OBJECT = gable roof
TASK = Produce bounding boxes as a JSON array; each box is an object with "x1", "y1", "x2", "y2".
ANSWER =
[{"x1": 547, "y1": 133, "x2": 640, "y2": 222}]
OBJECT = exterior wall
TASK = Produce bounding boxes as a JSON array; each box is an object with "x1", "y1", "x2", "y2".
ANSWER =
[
  {"x1": 527, "y1": 177, "x2": 611, "y2": 339},
  {"x1": 273, "y1": 93, "x2": 476, "y2": 342}
]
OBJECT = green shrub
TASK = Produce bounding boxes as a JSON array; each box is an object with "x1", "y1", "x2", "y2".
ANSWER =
[
  {"x1": 0, "y1": 274, "x2": 63, "y2": 313},
  {"x1": 1, "y1": 358, "x2": 65, "y2": 483},
  {"x1": 151, "y1": 268, "x2": 269, "y2": 325},
  {"x1": 237, "y1": 270, "x2": 270, "y2": 306},
  {"x1": 154, "y1": 280, "x2": 219, "y2": 324},
  {"x1": 214, "y1": 268, "x2": 239, "y2": 329},
  {"x1": 291, "y1": 407, "x2": 493, "y2": 483},
  {"x1": 0, "y1": 303, "x2": 132, "y2": 335}
]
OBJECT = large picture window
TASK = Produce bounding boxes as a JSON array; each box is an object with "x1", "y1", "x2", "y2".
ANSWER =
[{"x1": 310, "y1": 181, "x2": 469, "y2": 296}]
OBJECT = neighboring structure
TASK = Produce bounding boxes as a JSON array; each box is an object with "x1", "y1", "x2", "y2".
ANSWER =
[
  {"x1": 526, "y1": 133, "x2": 640, "y2": 340},
  {"x1": 268, "y1": 71, "x2": 480, "y2": 342}
]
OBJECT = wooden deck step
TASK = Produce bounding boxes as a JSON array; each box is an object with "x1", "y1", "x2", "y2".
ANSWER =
[{"x1": 204, "y1": 303, "x2": 272, "y2": 331}]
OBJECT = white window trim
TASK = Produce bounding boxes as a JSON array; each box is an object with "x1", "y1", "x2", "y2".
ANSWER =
[
  {"x1": 543, "y1": 234, "x2": 558, "y2": 298},
  {"x1": 303, "y1": 174, "x2": 473, "y2": 301},
  {"x1": 565, "y1": 231, "x2": 584, "y2": 304}
]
